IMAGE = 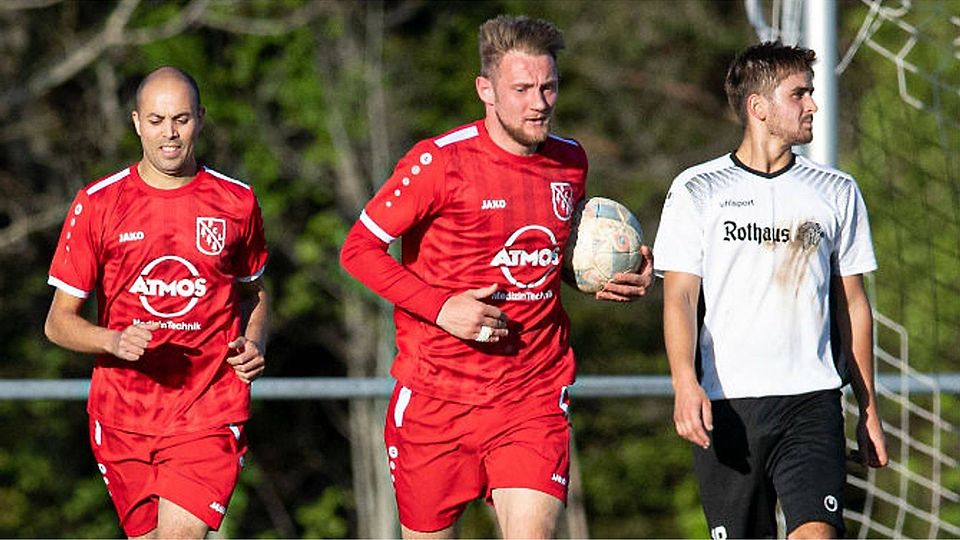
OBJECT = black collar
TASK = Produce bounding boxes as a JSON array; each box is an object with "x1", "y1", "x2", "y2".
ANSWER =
[{"x1": 729, "y1": 152, "x2": 796, "y2": 179}]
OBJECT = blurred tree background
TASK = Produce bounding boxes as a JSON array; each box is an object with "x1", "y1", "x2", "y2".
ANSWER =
[{"x1": 0, "y1": 0, "x2": 956, "y2": 538}]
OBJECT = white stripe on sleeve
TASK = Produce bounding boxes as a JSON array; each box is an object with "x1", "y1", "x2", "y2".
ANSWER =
[{"x1": 359, "y1": 210, "x2": 396, "y2": 244}]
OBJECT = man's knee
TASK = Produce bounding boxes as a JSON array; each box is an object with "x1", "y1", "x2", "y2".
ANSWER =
[
  {"x1": 788, "y1": 520, "x2": 837, "y2": 539},
  {"x1": 491, "y1": 488, "x2": 563, "y2": 539},
  {"x1": 155, "y1": 498, "x2": 210, "y2": 539}
]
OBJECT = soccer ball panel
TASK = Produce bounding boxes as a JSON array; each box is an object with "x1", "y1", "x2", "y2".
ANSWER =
[{"x1": 563, "y1": 197, "x2": 644, "y2": 293}]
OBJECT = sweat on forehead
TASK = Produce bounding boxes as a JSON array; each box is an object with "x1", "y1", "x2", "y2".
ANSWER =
[{"x1": 135, "y1": 67, "x2": 202, "y2": 112}]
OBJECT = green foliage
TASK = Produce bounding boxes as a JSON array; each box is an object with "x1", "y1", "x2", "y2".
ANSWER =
[{"x1": 296, "y1": 486, "x2": 350, "y2": 538}]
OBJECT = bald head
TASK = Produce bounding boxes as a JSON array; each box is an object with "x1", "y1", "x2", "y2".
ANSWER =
[{"x1": 135, "y1": 66, "x2": 202, "y2": 113}]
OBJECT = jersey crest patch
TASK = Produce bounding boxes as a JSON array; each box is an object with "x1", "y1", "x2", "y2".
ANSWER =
[
  {"x1": 551, "y1": 182, "x2": 574, "y2": 221},
  {"x1": 196, "y1": 217, "x2": 226, "y2": 255}
]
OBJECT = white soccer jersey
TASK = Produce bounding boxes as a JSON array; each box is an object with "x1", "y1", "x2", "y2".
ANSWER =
[{"x1": 654, "y1": 153, "x2": 876, "y2": 399}]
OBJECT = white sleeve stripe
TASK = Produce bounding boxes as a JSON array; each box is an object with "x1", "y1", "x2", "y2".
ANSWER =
[
  {"x1": 434, "y1": 125, "x2": 479, "y2": 148},
  {"x1": 86, "y1": 168, "x2": 131, "y2": 195},
  {"x1": 47, "y1": 276, "x2": 89, "y2": 299},
  {"x1": 548, "y1": 134, "x2": 580, "y2": 146},
  {"x1": 236, "y1": 264, "x2": 267, "y2": 283},
  {"x1": 359, "y1": 210, "x2": 396, "y2": 244},
  {"x1": 204, "y1": 167, "x2": 252, "y2": 190}
]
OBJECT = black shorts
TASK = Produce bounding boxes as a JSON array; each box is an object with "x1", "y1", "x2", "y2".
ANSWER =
[{"x1": 692, "y1": 389, "x2": 846, "y2": 539}]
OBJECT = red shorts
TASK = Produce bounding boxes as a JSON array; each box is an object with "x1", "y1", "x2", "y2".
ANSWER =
[
  {"x1": 384, "y1": 384, "x2": 571, "y2": 532},
  {"x1": 88, "y1": 417, "x2": 247, "y2": 537}
]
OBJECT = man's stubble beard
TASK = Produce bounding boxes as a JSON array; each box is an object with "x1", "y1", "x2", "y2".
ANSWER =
[{"x1": 495, "y1": 109, "x2": 551, "y2": 148}]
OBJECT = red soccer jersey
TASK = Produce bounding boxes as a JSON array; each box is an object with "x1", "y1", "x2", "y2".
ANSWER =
[
  {"x1": 342, "y1": 120, "x2": 587, "y2": 404},
  {"x1": 48, "y1": 164, "x2": 268, "y2": 435}
]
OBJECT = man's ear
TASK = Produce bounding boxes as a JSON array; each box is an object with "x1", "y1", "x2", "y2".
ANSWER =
[
  {"x1": 131, "y1": 110, "x2": 142, "y2": 136},
  {"x1": 747, "y1": 93, "x2": 767, "y2": 122},
  {"x1": 476, "y1": 75, "x2": 495, "y2": 106}
]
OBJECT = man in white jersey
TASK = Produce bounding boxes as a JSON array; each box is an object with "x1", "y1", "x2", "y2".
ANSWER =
[{"x1": 654, "y1": 41, "x2": 888, "y2": 539}]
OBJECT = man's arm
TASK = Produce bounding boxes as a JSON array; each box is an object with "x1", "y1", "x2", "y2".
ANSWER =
[
  {"x1": 834, "y1": 274, "x2": 888, "y2": 467},
  {"x1": 595, "y1": 245, "x2": 655, "y2": 302},
  {"x1": 226, "y1": 277, "x2": 269, "y2": 384},
  {"x1": 340, "y1": 221, "x2": 509, "y2": 342},
  {"x1": 44, "y1": 288, "x2": 157, "y2": 361},
  {"x1": 663, "y1": 271, "x2": 711, "y2": 449}
]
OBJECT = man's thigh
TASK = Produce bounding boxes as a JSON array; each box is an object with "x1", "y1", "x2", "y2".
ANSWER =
[
  {"x1": 482, "y1": 387, "x2": 571, "y2": 505},
  {"x1": 692, "y1": 399, "x2": 778, "y2": 539},
  {"x1": 89, "y1": 419, "x2": 246, "y2": 536},
  {"x1": 490, "y1": 487, "x2": 563, "y2": 539},
  {"x1": 385, "y1": 385, "x2": 483, "y2": 533},
  {"x1": 154, "y1": 423, "x2": 247, "y2": 532},
  {"x1": 90, "y1": 418, "x2": 158, "y2": 537},
  {"x1": 771, "y1": 390, "x2": 846, "y2": 536},
  {"x1": 384, "y1": 385, "x2": 571, "y2": 533}
]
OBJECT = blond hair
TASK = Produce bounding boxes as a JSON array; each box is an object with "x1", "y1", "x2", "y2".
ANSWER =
[{"x1": 478, "y1": 15, "x2": 564, "y2": 79}]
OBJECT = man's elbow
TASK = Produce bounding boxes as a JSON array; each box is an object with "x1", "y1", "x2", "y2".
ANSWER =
[{"x1": 43, "y1": 314, "x2": 62, "y2": 346}]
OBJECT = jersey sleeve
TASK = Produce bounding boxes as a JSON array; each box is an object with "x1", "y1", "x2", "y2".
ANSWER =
[
  {"x1": 48, "y1": 189, "x2": 100, "y2": 298},
  {"x1": 653, "y1": 175, "x2": 704, "y2": 277},
  {"x1": 339, "y1": 140, "x2": 453, "y2": 322},
  {"x1": 833, "y1": 178, "x2": 877, "y2": 276},
  {"x1": 234, "y1": 191, "x2": 268, "y2": 282},
  {"x1": 340, "y1": 221, "x2": 451, "y2": 322},
  {"x1": 359, "y1": 140, "x2": 446, "y2": 242}
]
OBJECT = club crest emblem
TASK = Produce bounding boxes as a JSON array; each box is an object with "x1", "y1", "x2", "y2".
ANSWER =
[
  {"x1": 551, "y1": 182, "x2": 574, "y2": 221},
  {"x1": 196, "y1": 217, "x2": 226, "y2": 255}
]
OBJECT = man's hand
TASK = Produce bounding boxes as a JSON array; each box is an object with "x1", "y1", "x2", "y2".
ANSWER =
[
  {"x1": 596, "y1": 245, "x2": 654, "y2": 302},
  {"x1": 110, "y1": 322, "x2": 160, "y2": 361},
  {"x1": 227, "y1": 337, "x2": 266, "y2": 384},
  {"x1": 673, "y1": 379, "x2": 713, "y2": 449},
  {"x1": 436, "y1": 284, "x2": 509, "y2": 343},
  {"x1": 853, "y1": 412, "x2": 888, "y2": 467}
]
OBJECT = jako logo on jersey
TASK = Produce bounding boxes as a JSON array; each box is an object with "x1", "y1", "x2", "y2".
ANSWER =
[
  {"x1": 129, "y1": 255, "x2": 208, "y2": 318},
  {"x1": 481, "y1": 199, "x2": 507, "y2": 210},
  {"x1": 722, "y1": 220, "x2": 791, "y2": 244},
  {"x1": 119, "y1": 231, "x2": 144, "y2": 243},
  {"x1": 551, "y1": 473, "x2": 567, "y2": 486},
  {"x1": 490, "y1": 225, "x2": 560, "y2": 289},
  {"x1": 197, "y1": 217, "x2": 226, "y2": 255},
  {"x1": 551, "y1": 182, "x2": 574, "y2": 221}
]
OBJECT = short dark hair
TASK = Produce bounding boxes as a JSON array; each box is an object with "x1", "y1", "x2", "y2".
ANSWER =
[
  {"x1": 478, "y1": 15, "x2": 564, "y2": 79},
  {"x1": 724, "y1": 41, "x2": 816, "y2": 124},
  {"x1": 135, "y1": 66, "x2": 202, "y2": 112}
]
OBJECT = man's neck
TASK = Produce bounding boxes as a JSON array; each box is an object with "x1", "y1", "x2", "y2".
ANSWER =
[
  {"x1": 734, "y1": 132, "x2": 794, "y2": 174},
  {"x1": 483, "y1": 116, "x2": 539, "y2": 156},
  {"x1": 138, "y1": 161, "x2": 198, "y2": 190}
]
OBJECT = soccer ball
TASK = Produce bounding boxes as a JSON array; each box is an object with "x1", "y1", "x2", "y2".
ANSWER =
[{"x1": 563, "y1": 197, "x2": 644, "y2": 293}]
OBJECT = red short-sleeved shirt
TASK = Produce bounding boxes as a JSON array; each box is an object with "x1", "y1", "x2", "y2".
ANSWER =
[
  {"x1": 352, "y1": 121, "x2": 588, "y2": 404},
  {"x1": 48, "y1": 164, "x2": 268, "y2": 435}
]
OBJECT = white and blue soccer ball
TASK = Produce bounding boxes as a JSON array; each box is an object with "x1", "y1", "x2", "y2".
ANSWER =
[{"x1": 563, "y1": 197, "x2": 644, "y2": 294}]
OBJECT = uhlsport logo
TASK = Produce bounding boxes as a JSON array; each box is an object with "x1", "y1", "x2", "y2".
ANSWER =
[
  {"x1": 710, "y1": 526, "x2": 728, "y2": 540},
  {"x1": 197, "y1": 217, "x2": 226, "y2": 255},
  {"x1": 490, "y1": 225, "x2": 560, "y2": 289},
  {"x1": 129, "y1": 255, "x2": 208, "y2": 318},
  {"x1": 551, "y1": 182, "x2": 574, "y2": 221}
]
